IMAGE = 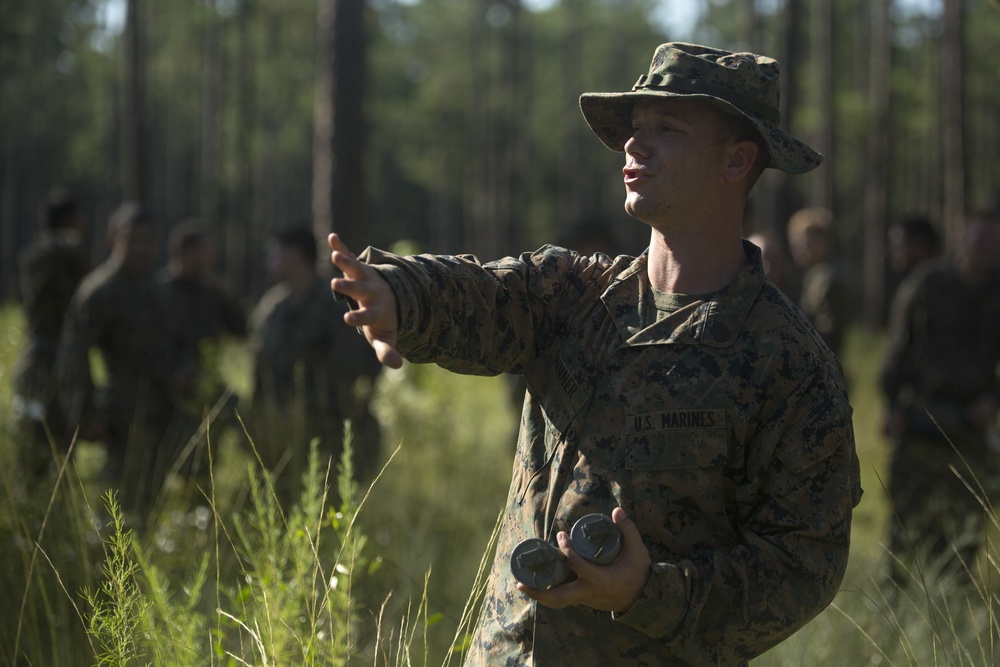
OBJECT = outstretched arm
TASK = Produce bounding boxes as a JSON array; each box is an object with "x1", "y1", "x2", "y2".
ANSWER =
[{"x1": 328, "y1": 234, "x2": 403, "y2": 369}]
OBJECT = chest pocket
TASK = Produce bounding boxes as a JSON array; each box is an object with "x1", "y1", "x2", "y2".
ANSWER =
[
  {"x1": 625, "y1": 409, "x2": 728, "y2": 469},
  {"x1": 624, "y1": 410, "x2": 731, "y2": 548}
]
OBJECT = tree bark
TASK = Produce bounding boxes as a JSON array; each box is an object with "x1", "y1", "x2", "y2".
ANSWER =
[
  {"x1": 227, "y1": 0, "x2": 255, "y2": 292},
  {"x1": 120, "y1": 0, "x2": 147, "y2": 204},
  {"x1": 200, "y1": 4, "x2": 223, "y2": 230},
  {"x1": 940, "y1": 0, "x2": 965, "y2": 253},
  {"x1": 313, "y1": 0, "x2": 367, "y2": 253},
  {"x1": 773, "y1": 0, "x2": 806, "y2": 232},
  {"x1": 809, "y1": 0, "x2": 834, "y2": 211},
  {"x1": 863, "y1": 0, "x2": 892, "y2": 329}
]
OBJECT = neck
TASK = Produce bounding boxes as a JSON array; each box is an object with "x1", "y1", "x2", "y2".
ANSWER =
[{"x1": 646, "y1": 227, "x2": 746, "y2": 294}]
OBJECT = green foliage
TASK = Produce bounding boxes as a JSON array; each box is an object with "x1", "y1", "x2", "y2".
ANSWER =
[
  {"x1": 84, "y1": 492, "x2": 149, "y2": 667},
  {"x1": 360, "y1": 360, "x2": 515, "y2": 661},
  {"x1": 221, "y1": 435, "x2": 367, "y2": 664},
  {"x1": 3, "y1": 305, "x2": 1000, "y2": 665}
]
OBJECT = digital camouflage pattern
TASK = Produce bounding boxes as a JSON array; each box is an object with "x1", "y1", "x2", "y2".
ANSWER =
[
  {"x1": 796, "y1": 260, "x2": 851, "y2": 358},
  {"x1": 160, "y1": 271, "x2": 247, "y2": 417},
  {"x1": 160, "y1": 272, "x2": 247, "y2": 359},
  {"x1": 57, "y1": 257, "x2": 192, "y2": 512},
  {"x1": 881, "y1": 258, "x2": 1000, "y2": 578},
  {"x1": 58, "y1": 258, "x2": 186, "y2": 432},
  {"x1": 359, "y1": 242, "x2": 861, "y2": 666},
  {"x1": 249, "y1": 275, "x2": 382, "y2": 487},
  {"x1": 580, "y1": 42, "x2": 823, "y2": 174}
]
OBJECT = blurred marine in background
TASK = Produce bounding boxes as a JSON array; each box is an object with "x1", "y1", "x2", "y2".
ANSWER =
[
  {"x1": 13, "y1": 189, "x2": 89, "y2": 476},
  {"x1": 57, "y1": 203, "x2": 193, "y2": 522},
  {"x1": 248, "y1": 225, "x2": 381, "y2": 507},
  {"x1": 880, "y1": 208, "x2": 1000, "y2": 584},
  {"x1": 159, "y1": 219, "x2": 247, "y2": 478}
]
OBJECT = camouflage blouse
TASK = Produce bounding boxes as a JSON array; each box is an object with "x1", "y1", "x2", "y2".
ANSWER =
[{"x1": 360, "y1": 242, "x2": 861, "y2": 666}]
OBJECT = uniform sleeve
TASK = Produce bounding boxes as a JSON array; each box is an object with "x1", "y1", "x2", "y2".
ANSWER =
[
  {"x1": 357, "y1": 245, "x2": 601, "y2": 376},
  {"x1": 614, "y1": 371, "x2": 860, "y2": 664},
  {"x1": 56, "y1": 289, "x2": 103, "y2": 431}
]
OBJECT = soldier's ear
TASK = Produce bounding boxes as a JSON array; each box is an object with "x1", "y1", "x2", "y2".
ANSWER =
[{"x1": 723, "y1": 140, "x2": 759, "y2": 185}]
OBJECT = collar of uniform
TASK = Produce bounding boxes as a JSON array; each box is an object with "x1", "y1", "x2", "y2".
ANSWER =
[{"x1": 600, "y1": 240, "x2": 766, "y2": 347}]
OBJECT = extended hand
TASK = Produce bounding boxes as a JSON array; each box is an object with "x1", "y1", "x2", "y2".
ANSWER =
[
  {"x1": 517, "y1": 508, "x2": 652, "y2": 613},
  {"x1": 328, "y1": 234, "x2": 404, "y2": 369}
]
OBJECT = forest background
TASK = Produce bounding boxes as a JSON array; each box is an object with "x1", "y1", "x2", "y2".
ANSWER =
[
  {"x1": 1, "y1": 0, "x2": 998, "y2": 321},
  {"x1": 2, "y1": 0, "x2": 1000, "y2": 665}
]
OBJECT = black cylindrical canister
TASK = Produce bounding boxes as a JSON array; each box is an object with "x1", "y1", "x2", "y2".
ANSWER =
[
  {"x1": 510, "y1": 537, "x2": 571, "y2": 589},
  {"x1": 570, "y1": 513, "x2": 622, "y2": 565}
]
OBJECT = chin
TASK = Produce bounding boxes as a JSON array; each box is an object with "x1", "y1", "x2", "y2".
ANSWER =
[{"x1": 624, "y1": 201, "x2": 652, "y2": 225}]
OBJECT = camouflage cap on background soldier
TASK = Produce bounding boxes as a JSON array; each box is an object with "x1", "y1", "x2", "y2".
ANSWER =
[{"x1": 579, "y1": 42, "x2": 823, "y2": 174}]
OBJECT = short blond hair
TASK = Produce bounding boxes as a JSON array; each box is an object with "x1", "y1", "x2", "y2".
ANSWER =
[{"x1": 787, "y1": 207, "x2": 833, "y2": 243}]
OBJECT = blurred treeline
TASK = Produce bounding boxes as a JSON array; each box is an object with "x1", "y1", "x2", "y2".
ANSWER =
[{"x1": 1, "y1": 0, "x2": 998, "y2": 321}]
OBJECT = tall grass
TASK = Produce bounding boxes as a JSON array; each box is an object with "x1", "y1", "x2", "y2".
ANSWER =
[{"x1": 1, "y1": 305, "x2": 999, "y2": 665}]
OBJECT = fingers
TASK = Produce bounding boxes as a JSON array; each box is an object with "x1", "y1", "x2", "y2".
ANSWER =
[
  {"x1": 372, "y1": 339, "x2": 404, "y2": 369},
  {"x1": 327, "y1": 233, "x2": 405, "y2": 370},
  {"x1": 327, "y1": 233, "x2": 353, "y2": 257},
  {"x1": 328, "y1": 233, "x2": 376, "y2": 284},
  {"x1": 612, "y1": 507, "x2": 641, "y2": 547}
]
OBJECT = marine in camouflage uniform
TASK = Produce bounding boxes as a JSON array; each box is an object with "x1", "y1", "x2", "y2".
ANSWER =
[
  {"x1": 160, "y1": 221, "x2": 247, "y2": 368},
  {"x1": 159, "y1": 221, "x2": 247, "y2": 465},
  {"x1": 13, "y1": 191, "x2": 88, "y2": 471},
  {"x1": 58, "y1": 203, "x2": 192, "y2": 516},
  {"x1": 158, "y1": 219, "x2": 247, "y2": 488},
  {"x1": 787, "y1": 207, "x2": 851, "y2": 359},
  {"x1": 330, "y1": 43, "x2": 861, "y2": 666},
  {"x1": 249, "y1": 226, "x2": 381, "y2": 504},
  {"x1": 880, "y1": 209, "x2": 1000, "y2": 583}
]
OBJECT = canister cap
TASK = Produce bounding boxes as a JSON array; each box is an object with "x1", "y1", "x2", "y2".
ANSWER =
[
  {"x1": 510, "y1": 537, "x2": 570, "y2": 589},
  {"x1": 570, "y1": 513, "x2": 622, "y2": 565}
]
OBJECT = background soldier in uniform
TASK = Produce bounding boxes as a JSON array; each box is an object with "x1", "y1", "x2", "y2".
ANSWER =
[
  {"x1": 160, "y1": 220, "x2": 247, "y2": 379},
  {"x1": 248, "y1": 225, "x2": 381, "y2": 506},
  {"x1": 786, "y1": 206, "x2": 852, "y2": 359},
  {"x1": 159, "y1": 220, "x2": 247, "y2": 477},
  {"x1": 329, "y1": 43, "x2": 861, "y2": 666},
  {"x1": 13, "y1": 189, "x2": 89, "y2": 475},
  {"x1": 880, "y1": 208, "x2": 1000, "y2": 584},
  {"x1": 885, "y1": 214, "x2": 941, "y2": 308},
  {"x1": 57, "y1": 203, "x2": 192, "y2": 522}
]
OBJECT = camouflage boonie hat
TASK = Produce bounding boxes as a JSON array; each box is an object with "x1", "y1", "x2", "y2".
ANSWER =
[{"x1": 580, "y1": 42, "x2": 823, "y2": 174}]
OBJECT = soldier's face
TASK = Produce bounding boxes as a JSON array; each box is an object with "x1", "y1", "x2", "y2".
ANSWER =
[
  {"x1": 622, "y1": 98, "x2": 731, "y2": 228},
  {"x1": 114, "y1": 223, "x2": 155, "y2": 275},
  {"x1": 962, "y1": 220, "x2": 1000, "y2": 277}
]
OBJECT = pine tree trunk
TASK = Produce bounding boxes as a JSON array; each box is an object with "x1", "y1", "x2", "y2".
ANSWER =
[
  {"x1": 774, "y1": 0, "x2": 806, "y2": 231},
  {"x1": 313, "y1": 0, "x2": 367, "y2": 252},
  {"x1": 200, "y1": 5, "x2": 223, "y2": 229},
  {"x1": 941, "y1": 0, "x2": 965, "y2": 253},
  {"x1": 863, "y1": 0, "x2": 892, "y2": 329},
  {"x1": 227, "y1": 0, "x2": 255, "y2": 292},
  {"x1": 120, "y1": 0, "x2": 147, "y2": 203},
  {"x1": 810, "y1": 0, "x2": 834, "y2": 211}
]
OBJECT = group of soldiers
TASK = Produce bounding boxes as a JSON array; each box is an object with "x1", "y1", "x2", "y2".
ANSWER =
[
  {"x1": 750, "y1": 204, "x2": 1000, "y2": 584},
  {"x1": 12, "y1": 190, "x2": 381, "y2": 521},
  {"x1": 10, "y1": 185, "x2": 1000, "y2": 580}
]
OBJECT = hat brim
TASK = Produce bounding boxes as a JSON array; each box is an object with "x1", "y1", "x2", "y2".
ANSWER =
[{"x1": 579, "y1": 90, "x2": 823, "y2": 175}]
